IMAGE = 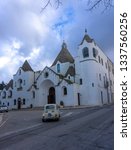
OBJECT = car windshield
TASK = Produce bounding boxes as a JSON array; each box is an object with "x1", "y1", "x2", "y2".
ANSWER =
[
  {"x1": 1, "y1": 105, "x2": 6, "y2": 107},
  {"x1": 46, "y1": 105, "x2": 55, "y2": 110}
]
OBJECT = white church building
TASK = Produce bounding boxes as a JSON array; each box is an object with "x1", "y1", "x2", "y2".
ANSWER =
[{"x1": 0, "y1": 31, "x2": 114, "y2": 109}]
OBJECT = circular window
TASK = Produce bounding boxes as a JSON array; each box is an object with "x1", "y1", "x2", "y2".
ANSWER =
[{"x1": 44, "y1": 72, "x2": 49, "y2": 78}]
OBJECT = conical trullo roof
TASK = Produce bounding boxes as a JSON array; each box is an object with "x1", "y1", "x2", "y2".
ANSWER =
[
  {"x1": 80, "y1": 29, "x2": 93, "y2": 45},
  {"x1": 5, "y1": 79, "x2": 13, "y2": 90},
  {"x1": 52, "y1": 42, "x2": 74, "y2": 66},
  {"x1": 21, "y1": 60, "x2": 33, "y2": 72}
]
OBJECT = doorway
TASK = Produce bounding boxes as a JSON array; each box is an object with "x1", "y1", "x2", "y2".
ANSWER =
[
  {"x1": 77, "y1": 93, "x2": 80, "y2": 105},
  {"x1": 101, "y1": 91, "x2": 103, "y2": 105},
  {"x1": 48, "y1": 87, "x2": 56, "y2": 104},
  {"x1": 17, "y1": 98, "x2": 21, "y2": 109}
]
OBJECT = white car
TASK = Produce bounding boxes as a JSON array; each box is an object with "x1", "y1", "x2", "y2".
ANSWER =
[
  {"x1": 0, "y1": 105, "x2": 8, "y2": 113},
  {"x1": 42, "y1": 104, "x2": 60, "y2": 122}
]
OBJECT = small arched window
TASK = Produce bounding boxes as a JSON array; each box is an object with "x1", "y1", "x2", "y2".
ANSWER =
[
  {"x1": 92, "y1": 83, "x2": 94, "y2": 87},
  {"x1": 32, "y1": 91, "x2": 35, "y2": 98},
  {"x1": 101, "y1": 58, "x2": 103, "y2": 65},
  {"x1": 8, "y1": 90, "x2": 12, "y2": 98},
  {"x1": 17, "y1": 79, "x2": 22, "y2": 90},
  {"x1": 80, "y1": 79, "x2": 83, "y2": 85},
  {"x1": 57, "y1": 64, "x2": 60, "y2": 73},
  {"x1": 82, "y1": 47, "x2": 89, "y2": 58},
  {"x1": 2, "y1": 91, "x2": 6, "y2": 99},
  {"x1": 14, "y1": 99, "x2": 16, "y2": 105},
  {"x1": 23, "y1": 99, "x2": 26, "y2": 105},
  {"x1": 93, "y1": 48, "x2": 97, "y2": 58},
  {"x1": 105, "y1": 63, "x2": 107, "y2": 69},
  {"x1": 44, "y1": 72, "x2": 49, "y2": 78},
  {"x1": 19, "y1": 69, "x2": 21, "y2": 75},
  {"x1": 23, "y1": 80, "x2": 26, "y2": 85},
  {"x1": 63, "y1": 87, "x2": 67, "y2": 95},
  {"x1": 98, "y1": 56, "x2": 101, "y2": 63},
  {"x1": 99, "y1": 74, "x2": 101, "y2": 80}
]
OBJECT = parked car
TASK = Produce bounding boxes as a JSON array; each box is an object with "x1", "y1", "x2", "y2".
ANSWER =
[
  {"x1": 0, "y1": 105, "x2": 8, "y2": 113},
  {"x1": 42, "y1": 104, "x2": 60, "y2": 122}
]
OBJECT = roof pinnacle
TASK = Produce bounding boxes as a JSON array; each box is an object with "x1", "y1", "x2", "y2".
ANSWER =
[
  {"x1": 85, "y1": 28, "x2": 87, "y2": 34},
  {"x1": 62, "y1": 40, "x2": 67, "y2": 49}
]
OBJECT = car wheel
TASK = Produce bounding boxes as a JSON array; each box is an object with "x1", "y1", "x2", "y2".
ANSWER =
[
  {"x1": 42, "y1": 117, "x2": 46, "y2": 122},
  {"x1": 57, "y1": 117, "x2": 60, "y2": 121}
]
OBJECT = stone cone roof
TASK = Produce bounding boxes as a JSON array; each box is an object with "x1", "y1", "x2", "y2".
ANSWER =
[
  {"x1": 21, "y1": 60, "x2": 34, "y2": 72},
  {"x1": 52, "y1": 42, "x2": 74, "y2": 66},
  {"x1": 5, "y1": 79, "x2": 13, "y2": 90},
  {"x1": 65, "y1": 66, "x2": 75, "y2": 77},
  {"x1": 0, "y1": 82, "x2": 6, "y2": 90},
  {"x1": 80, "y1": 29, "x2": 93, "y2": 45}
]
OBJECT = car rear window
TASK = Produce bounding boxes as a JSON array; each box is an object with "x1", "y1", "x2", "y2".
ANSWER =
[{"x1": 46, "y1": 105, "x2": 55, "y2": 110}]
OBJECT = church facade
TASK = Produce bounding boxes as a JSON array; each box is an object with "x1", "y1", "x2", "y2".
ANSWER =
[{"x1": 0, "y1": 31, "x2": 114, "y2": 109}]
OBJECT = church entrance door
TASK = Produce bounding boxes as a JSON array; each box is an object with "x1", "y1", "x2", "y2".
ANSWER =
[{"x1": 48, "y1": 87, "x2": 56, "y2": 104}]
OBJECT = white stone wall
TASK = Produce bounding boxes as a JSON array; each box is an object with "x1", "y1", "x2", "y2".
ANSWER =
[
  {"x1": 11, "y1": 69, "x2": 35, "y2": 109},
  {"x1": 56, "y1": 81, "x2": 76, "y2": 106},
  {"x1": 0, "y1": 35, "x2": 114, "y2": 109},
  {"x1": 51, "y1": 61, "x2": 74, "y2": 76},
  {"x1": 75, "y1": 39, "x2": 114, "y2": 106},
  {"x1": 35, "y1": 67, "x2": 60, "y2": 107}
]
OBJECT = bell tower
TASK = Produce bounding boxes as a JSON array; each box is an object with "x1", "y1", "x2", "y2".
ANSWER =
[{"x1": 75, "y1": 29, "x2": 99, "y2": 105}]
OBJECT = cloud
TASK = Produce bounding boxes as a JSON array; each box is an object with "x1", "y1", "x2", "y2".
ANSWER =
[
  {"x1": 52, "y1": 6, "x2": 75, "y2": 36},
  {"x1": 0, "y1": 0, "x2": 114, "y2": 82}
]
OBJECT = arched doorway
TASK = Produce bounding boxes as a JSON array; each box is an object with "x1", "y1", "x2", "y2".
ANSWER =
[
  {"x1": 48, "y1": 87, "x2": 56, "y2": 104},
  {"x1": 40, "y1": 80, "x2": 56, "y2": 105},
  {"x1": 17, "y1": 98, "x2": 21, "y2": 109}
]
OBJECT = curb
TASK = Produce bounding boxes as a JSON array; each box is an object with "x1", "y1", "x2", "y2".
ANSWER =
[
  {"x1": 8, "y1": 103, "x2": 113, "y2": 112},
  {"x1": 60, "y1": 103, "x2": 113, "y2": 110},
  {"x1": 60, "y1": 106, "x2": 93, "y2": 110}
]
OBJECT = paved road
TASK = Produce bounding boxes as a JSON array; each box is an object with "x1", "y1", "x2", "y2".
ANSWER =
[{"x1": 0, "y1": 105, "x2": 114, "y2": 150}]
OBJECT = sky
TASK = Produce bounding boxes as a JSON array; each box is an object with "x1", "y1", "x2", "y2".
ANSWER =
[{"x1": 0, "y1": 0, "x2": 114, "y2": 83}]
